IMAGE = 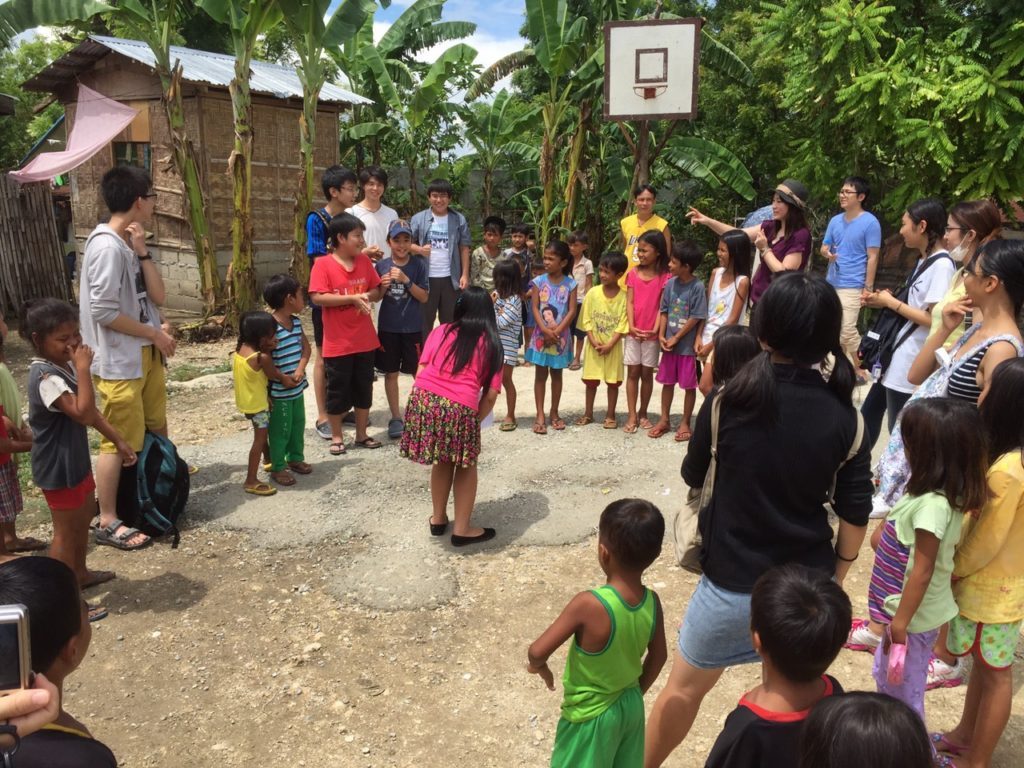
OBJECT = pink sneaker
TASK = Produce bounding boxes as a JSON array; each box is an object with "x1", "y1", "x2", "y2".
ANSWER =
[
  {"x1": 926, "y1": 657, "x2": 965, "y2": 690},
  {"x1": 844, "y1": 618, "x2": 882, "y2": 653}
]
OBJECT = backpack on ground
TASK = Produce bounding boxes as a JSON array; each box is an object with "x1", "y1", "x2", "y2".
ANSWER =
[{"x1": 117, "y1": 431, "x2": 189, "y2": 548}]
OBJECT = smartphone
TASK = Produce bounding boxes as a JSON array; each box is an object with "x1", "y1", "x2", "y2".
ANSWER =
[{"x1": 0, "y1": 604, "x2": 31, "y2": 695}]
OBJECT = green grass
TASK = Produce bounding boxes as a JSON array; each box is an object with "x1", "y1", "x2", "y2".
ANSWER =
[{"x1": 167, "y1": 360, "x2": 231, "y2": 382}]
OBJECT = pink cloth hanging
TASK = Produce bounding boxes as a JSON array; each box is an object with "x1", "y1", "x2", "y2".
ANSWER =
[{"x1": 10, "y1": 84, "x2": 139, "y2": 183}]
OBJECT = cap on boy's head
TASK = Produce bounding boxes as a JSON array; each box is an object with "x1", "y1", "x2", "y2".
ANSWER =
[
  {"x1": 750, "y1": 564, "x2": 851, "y2": 683},
  {"x1": 388, "y1": 220, "x2": 413, "y2": 240},
  {"x1": 599, "y1": 498, "x2": 665, "y2": 571},
  {"x1": 0, "y1": 558, "x2": 81, "y2": 674}
]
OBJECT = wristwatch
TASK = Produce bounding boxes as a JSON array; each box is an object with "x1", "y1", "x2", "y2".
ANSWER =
[{"x1": 138, "y1": 252, "x2": 153, "y2": 261}]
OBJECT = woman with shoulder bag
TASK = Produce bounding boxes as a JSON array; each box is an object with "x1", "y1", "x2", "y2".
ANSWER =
[
  {"x1": 645, "y1": 273, "x2": 873, "y2": 767},
  {"x1": 860, "y1": 199, "x2": 956, "y2": 449}
]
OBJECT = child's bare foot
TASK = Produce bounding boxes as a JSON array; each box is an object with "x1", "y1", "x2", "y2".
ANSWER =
[
  {"x1": 603, "y1": 417, "x2": 617, "y2": 429},
  {"x1": 4, "y1": 536, "x2": 46, "y2": 552},
  {"x1": 550, "y1": 415, "x2": 566, "y2": 430},
  {"x1": 532, "y1": 421, "x2": 547, "y2": 435},
  {"x1": 638, "y1": 416, "x2": 654, "y2": 430},
  {"x1": 648, "y1": 420, "x2": 670, "y2": 438},
  {"x1": 80, "y1": 569, "x2": 116, "y2": 590},
  {"x1": 270, "y1": 470, "x2": 296, "y2": 486}
]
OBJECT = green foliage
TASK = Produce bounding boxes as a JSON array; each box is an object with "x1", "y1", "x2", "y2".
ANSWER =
[
  {"x1": 0, "y1": 35, "x2": 73, "y2": 170},
  {"x1": 0, "y1": 0, "x2": 110, "y2": 48}
]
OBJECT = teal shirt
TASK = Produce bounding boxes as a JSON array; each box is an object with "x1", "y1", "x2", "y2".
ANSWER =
[
  {"x1": 560, "y1": 585, "x2": 656, "y2": 723},
  {"x1": 883, "y1": 492, "x2": 963, "y2": 633}
]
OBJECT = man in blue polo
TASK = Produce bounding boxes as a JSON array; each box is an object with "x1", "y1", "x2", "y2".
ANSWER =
[
  {"x1": 821, "y1": 176, "x2": 882, "y2": 377},
  {"x1": 408, "y1": 178, "x2": 471, "y2": 341}
]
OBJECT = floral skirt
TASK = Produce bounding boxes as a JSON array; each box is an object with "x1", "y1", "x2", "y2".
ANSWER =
[{"x1": 400, "y1": 387, "x2": 481, "y2": 468}]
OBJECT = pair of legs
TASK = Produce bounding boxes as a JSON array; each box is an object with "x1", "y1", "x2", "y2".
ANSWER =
[
  {"x1": 243, "y1": 414, "x2": 274, "y2": 494},
  {"x1": 267, "y1": 396, "x2": 310, "y2": 485},
  {"x1": 533, "y1": 365, "x2": 564, "y2": 433},
  {"x1": 429, "y1": 463, "x2": 486, "y2": 538},
  {"x1": 0, "y1": 460, "x2": 44, "y2": 558},
  {"x1": 941, "y1": 658, "x2": 1013, "y2": 767},
  {"x1": 650, "y1": 386, "x2": 696, "y2": 440},
  {"x1": 580, "y1": 380, "x2": 619, "y2": 426},
  {"x1": 378, "y1": 331, "x2": 420, "y2": 423},
  {"x1": 421, "y1": 277, "x2": 458, "y2": 342},
  {"x1": 644, "y1": 651, "x2": 724, "y2": 767},
  {"x1": 625, "y1": 364, "x2": 655, "y2": 432},
  {"x1": 95, "y1": 346, "x2": 167, "y2": 548},
  {"x1": 836, "y1": 287, "x2": 868, "y2": 379},
  {"x1": 46, "y1": 476, "x2": 111, "y2": 588},
  {"x1": 324, "y1": 352, "x2": 377, "y2": 451},
  {"x1": 501, "y1": 364, "x2": 517, "y2": 426},
  {"x1": 861, "y1": 382, "x2": 912, "y2": 450}
]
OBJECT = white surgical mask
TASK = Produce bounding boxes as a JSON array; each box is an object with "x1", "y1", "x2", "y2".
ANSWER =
[{"x1": 949, "y1": 242, "x2": 971, "y2": 264}]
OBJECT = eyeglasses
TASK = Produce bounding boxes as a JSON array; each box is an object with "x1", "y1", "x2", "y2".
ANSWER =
[{"x1": 837, "y1": 189, "x2": 859, "y2": 196}]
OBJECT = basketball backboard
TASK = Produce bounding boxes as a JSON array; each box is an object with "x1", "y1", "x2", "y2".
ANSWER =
[{"x1": 603, "y1": 18, "x2": 701, "y2": 121}]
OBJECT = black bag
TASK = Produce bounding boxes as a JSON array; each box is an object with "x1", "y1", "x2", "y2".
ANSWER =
[
  {"x1": 116, "y1": 431, "x2": 189, "y2": 548},
  {"x1": 857, "y1": 252, "x2": 953, "y2": 374}
]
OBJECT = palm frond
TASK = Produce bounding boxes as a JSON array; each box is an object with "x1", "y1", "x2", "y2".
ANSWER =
[{"x1": 466, "y1": 48, "x2": 534, "y2": 101}]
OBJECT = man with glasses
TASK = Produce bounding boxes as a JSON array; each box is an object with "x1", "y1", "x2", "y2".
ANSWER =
[
  {"x1": 821, "y1": 176, "x2": 882, "y2": 377},
  {"x1": 307, "y1": 165, "x2": 358, "y2": 439},
  {"x1": 80, "y1": 165, "x2": 176, "y2": 551}
]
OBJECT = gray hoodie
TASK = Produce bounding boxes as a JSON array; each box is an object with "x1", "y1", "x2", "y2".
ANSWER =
[{"x1": 79, "y1": 224, "x2": 160, "y2": 380}]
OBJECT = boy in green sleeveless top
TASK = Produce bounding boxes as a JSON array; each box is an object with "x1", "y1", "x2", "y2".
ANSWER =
[{"x1": 528, "y1": 499, "x2": 667, "y2": 767}]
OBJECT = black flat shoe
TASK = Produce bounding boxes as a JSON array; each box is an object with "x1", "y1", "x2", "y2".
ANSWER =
[
  {"x1": 429, "y1": 518, "x2": 448, "y2": 536},
  {"x1": 451, "y1": 528, "x2": 496, "y2": 547}
]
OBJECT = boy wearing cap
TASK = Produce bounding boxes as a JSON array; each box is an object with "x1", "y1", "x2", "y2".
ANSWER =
[{"x1": 376, "y1": 221, "x2": 429, "y2": 439}]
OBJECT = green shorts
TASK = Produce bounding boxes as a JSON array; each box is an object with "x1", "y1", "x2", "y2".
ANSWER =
[
  {"x1": 947, "y1": 615, "x2": 1022, "y2": 670},
  {"x1": 551, "y1": 687, "x2": 644, "y2": 768}
]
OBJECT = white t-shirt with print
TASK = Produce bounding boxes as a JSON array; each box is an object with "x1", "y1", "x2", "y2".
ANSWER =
[
  {"x1": 428, "y1": 214, "x2": 450, "y2": 278},
  {"x1": 883, "y1": 252, "x2": 956, "y2": 393}
]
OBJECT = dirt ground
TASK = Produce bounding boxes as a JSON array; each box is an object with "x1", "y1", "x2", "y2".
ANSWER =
[{"x1": 3, "y1": 317, "x2": 1023, "y2": 768}]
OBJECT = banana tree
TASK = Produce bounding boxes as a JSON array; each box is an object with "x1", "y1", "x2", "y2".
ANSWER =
[
  {"x1": 195, "y1": 0, "x2": 282, "y2": 319},
  {"x1": 333, "y1": 0, "x2": 475, "y2": 167},
  {"x1": 277, "y1": 0, "x2": 380, "y2": 283},
  {"x1": 339, "y1": 41, "x2": 477, "y2": 208},
  {"x1": 461, "y1": 90, "x2": 540, "y2": 217},
  {"x1": 1, "y1": 0, "x2": 223, "y2": 313}
]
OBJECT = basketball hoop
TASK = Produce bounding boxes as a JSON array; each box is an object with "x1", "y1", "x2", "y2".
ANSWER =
[{"x1": 633, "y1": 85, "x2": 667, "y2": 100}]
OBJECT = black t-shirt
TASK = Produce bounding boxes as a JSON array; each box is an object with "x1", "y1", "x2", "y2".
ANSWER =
[
  {"x1": 682, "y1": 365, "x2": 873, "y2": 593},
  {"x1": 705, "y1": 675, "x2": 843, "y2": 768},
  {"x1": 15, "y1": 725, "x2": 117, "y2": 767}
]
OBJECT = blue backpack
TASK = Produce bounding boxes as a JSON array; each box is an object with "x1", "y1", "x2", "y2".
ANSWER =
[{"x1": 119, "y1": 431, "x2": 189, "y2": 548}]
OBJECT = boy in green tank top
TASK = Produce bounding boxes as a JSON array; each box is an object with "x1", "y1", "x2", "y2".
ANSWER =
[{"x1": 527, "y1": 499, "x2": 667, "y2": 767}]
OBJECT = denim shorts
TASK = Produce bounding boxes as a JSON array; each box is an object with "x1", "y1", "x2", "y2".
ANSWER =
[{"x1": 677, "y1": 576, "x2": 760, "y2": 669}]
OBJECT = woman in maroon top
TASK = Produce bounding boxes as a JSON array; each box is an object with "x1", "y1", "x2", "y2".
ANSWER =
[{"x1": 687, "y1": 179, "x2": 813, "y2": 307}]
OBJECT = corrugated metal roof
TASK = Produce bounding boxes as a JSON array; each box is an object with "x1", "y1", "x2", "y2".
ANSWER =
[{"x1": 23, "y1": 35, "x2": 370, "y2": 107}]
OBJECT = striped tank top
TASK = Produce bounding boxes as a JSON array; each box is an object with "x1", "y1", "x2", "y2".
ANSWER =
[
  {"x1": 270, "y1": 315, "x2": 309, "y2": 400},
  {"x1": 946, "y1": 332, "x2": 1023, "y2": 404}
]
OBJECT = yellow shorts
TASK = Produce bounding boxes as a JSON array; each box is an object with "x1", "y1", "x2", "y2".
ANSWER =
[{"x1": 95, "y1": 345, "x2": 167, "y2": 453}]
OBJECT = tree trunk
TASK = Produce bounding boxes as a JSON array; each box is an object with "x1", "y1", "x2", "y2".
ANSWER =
[
  {"x1": 539, "y1": 103, "x2": 556, "y2": 246},
  {"x1": 159, "y1": 63, "x2": 221, "y2": 315},
  {"x1": 482, "y1": 165, "x2": 493, "y2": 218},
  {"x1": 291, "y1": 83, "x2": 319, "y2": 284},
  {"x1": 228, "y1": 55, "x2": 257, "y2": 322}
]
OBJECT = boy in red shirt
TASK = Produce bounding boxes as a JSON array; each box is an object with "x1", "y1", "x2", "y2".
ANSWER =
[{"x1": 308, "y1": 213, "x2": 384, "y2": 454}]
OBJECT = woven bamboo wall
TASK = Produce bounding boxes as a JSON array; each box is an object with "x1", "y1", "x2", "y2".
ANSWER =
[{"x1": 0, "y1": 176, "x2": 72, "y2": 317}]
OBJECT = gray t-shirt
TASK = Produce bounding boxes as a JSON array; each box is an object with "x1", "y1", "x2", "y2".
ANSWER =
[
  {"x1": 660, "y1": 276, "x2": 708, "y2": 356},
  {"x1": 27, "y1": 359, "x2": 91, "y2": 490}
]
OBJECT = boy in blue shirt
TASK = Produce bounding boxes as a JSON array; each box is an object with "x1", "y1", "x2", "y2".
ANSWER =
[
  {"x1": 376, "y1": 221, "x2": 429, "y2": 439},
  {"x1": 821, "y1": 176, "x2": 882, "y2": 376}
]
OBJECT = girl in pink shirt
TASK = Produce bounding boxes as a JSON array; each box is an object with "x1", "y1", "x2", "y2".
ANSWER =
[{"x1": 400, "y1": 287, "x2": 504, "y2": 547}]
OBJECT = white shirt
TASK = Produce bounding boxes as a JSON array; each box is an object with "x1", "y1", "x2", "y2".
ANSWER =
[
  {"x1": 428, "y1": 214, "x2": 450, "y2": 278},
  {"x1": 347, "y1": 202, "x2": 397, "y2": 261},
  {"x1": 883, "y1": 251, "x2": 956, "y2": 393}
]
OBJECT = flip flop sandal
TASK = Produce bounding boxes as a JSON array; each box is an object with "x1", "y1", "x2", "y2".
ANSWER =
[
  {"x1": 639, "y1": 418, "x2": 654, "y2": 430},
  {"x1": 648, "y1": 424, "x2": 670, "y2": 438},
  {"x1": 244, "y1": 482, "x2": 277, "y2": 496},
  {"x1": 499, "y1": 421, "x2": 518, "y2": 432},
  {"x1": 81, "y1": 570, "x2": 116, "y2": 590},
  {"x1": 95, "y1": 519, "x2": 151, "y2": 551},
  {"x1": 355, "y1": 437, "x2": 382, "y2": 449},
  {"x1": 288, "y1": 462, "x2": 313, "y2": 475},
  {"x1": 8, "y1": 537, "x2": 47, "y2": 553},
  {"x1": 568, "y1": 361, "x2": 582, "y2": 370},
  {"x1": 674, "y1": 429, "x2": 692, "y2": 442},
  {"x1": 623, "y1": 422, "x2": 639, "y2": 434},
  {"x1": 603, "y1": 418, "x2": 618, "y2": 429},
  {"x1": 329, "y1": 442, "x2": 347, "y2": 456},
  {"x1": 550, "y1": 418, "x2": 566, "y2": 431},
  {"x1": 930, "y1": 733, "x2": 969, "y2": 757},
  {"x1": 574, "y1": 416, "x2": 594, "y2": 426},
  {"x1": 270, "y1": 471, "x2": 296, "y2": 486},
  {"x1": 88, "y1": 604, "x2": 109, "y2": 623},
  {"x1": 532, "y1": 423, "x2": 547, "y2": 435}
]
